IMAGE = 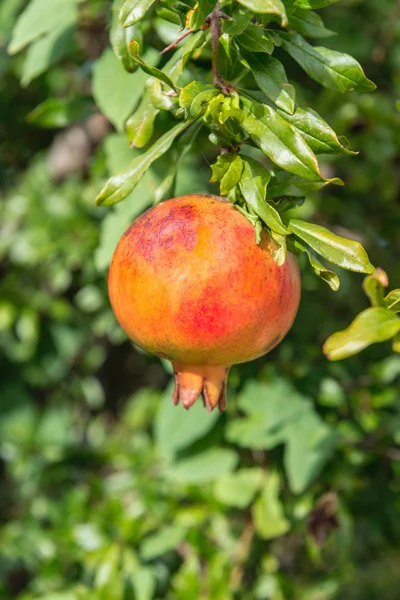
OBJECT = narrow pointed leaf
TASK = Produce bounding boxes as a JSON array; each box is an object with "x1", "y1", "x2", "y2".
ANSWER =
[
  {"x1": 278, "y1": 33, "x2": 376, "y2": 93},
  {"x1": 235, "y1": 0, "x2": 288, "y2": 26},
  {"x1": 239, "y1": 160, "x2": 288, "y2": 235},
  {"x1": 126, "y1": 92, "x2": 159, "y2": 148},
  {"x1": 292, "y1": 239, "x2": 339, "y2": 290},
  {"x1": 240, "y1": 97, "x2": 338, "y2": 183},
  {"x1": 96, "y1": 120, "x2": 193, "y2": 206},
  {"x1": 287, "y1": 219, "x2": 374, "y2": 273},
  {"x1": 210, "y1": 154, "x2": 244, "y2": 195},
  {"x1": 278, "y1": 106, "x2": 356, "y2": 154},
  {"x1": 296, "y1": 0, "x2": 341, "y2": 8},
  {"x1": 189, "y1": 0, "x2": 216, "y2": 30},
  {"x1": 240, "y1": 52, "x2": 295, "y2": 114},
  {"x1": 362, "y1": 269, "x2": 388, "y2": 307},
  {"x1": 385, "y1": 290, "x2": 400, "y2": 314},
  {"x1": 324, "y1": 308, "x2": 400, "y2": 361},
  {"x1": 267, "y1": 171, "x2": 329, "y2": 197},
  {"x1": 111, "y1": 0, "x2": 142, "y2": 72},
  {"x1": 288, "y1": 9, "x2": 335, "y2": 38},
  {"x1": 128, "y1": 41, "x2": 178, "y2": 90},
  {"x1": 120, "y1": 0, "x2": 157, "y2": 27},
  {"x1": 237, "y1": 24, "x2": 274, "y2": 53}
]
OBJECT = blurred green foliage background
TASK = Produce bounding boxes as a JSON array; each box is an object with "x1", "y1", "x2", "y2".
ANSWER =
[{"x1": 1, "y1": 0, "x2": 400, "y2": 598}]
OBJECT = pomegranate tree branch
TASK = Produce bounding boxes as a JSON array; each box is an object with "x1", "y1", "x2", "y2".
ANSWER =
[
  {"x1": 210, "y1": 3, "x2": 221, "y2": 87},
  {"x1": 160, "y1": 29, "x2": 193, "y2": 54}
]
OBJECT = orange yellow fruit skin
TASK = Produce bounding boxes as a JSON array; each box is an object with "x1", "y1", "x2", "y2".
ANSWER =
[{"x1": 108, "y1": 194, "x2": 301, "y2": 369}]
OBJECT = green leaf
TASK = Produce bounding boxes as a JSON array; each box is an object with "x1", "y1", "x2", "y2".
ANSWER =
[
  {"x1": 239, "y1": 159, "x2": 289, "y2": 235},
  {"x1": 126, "y1": 92, "x2": 159, "y2": 148},
  {"x1": 214, "y1": 468, "x2": 264, "y2": 508},
  {"x1": 27, "y1": 98, "x2": 92, "y2": 129},
  {"x1": 288, "y1": 9, "x2": 335, "y2": 39},
  {"x1": 93, "y1": 48, "x2": 157, "y2": 132},
  {"x1": 111, "y1": 0, "x2": 142, "y2": 72},
  {"x1": 277, "y1": 106, "x2": 356, "y2": 154},
  {"x1": 210, "y1": 154, "x2": 244, "y2": 195},
  {"x1": 94, "y1": 134, "x2": 159, "y2": 270},
  {"x1": 140, "y1": 525, "x2": 186, "y2": 560},
  {"x1": 8, "y1": 0, "x2": 77, "y2": 54},
  {"x1": 278, "y1": 33, "x2": 376, "y2": 93},
  {"x1": 222, "y1": 9, "x2": 252, "y2": 36},
  {"x1": 154, "y1": 121, "x2": 202, "y2": 203},
  {"x1": 324, "y1": 307, "x2": 400, "y2": 361},
  {"x1": 240, "y1": 52, "x2": 295, "y2": 114},
  {"x1": 128, "y1": 40, "x2": 178, "y2": 91},
  {"x1": 130, "y1": 567, "x2": 156, "y2": 600},
  {"x1": 296, "y1": 0, "x2": 341, "y2": 8},
  {"x1": 20, "y1": 22, "x2": 75, "y2": 86},
  {"x1": 217, "y1": 34, "x2": 247, "y2": 82},
  {"x1": 179, "y1": 81, "x2": 218, "y2": 110},
  {"x1": 189, "y1": 0, "x2": 216, "y2": 31},
  {"x1": 163, "y1": 30, "x2": 206, "y2": 83},
  {"x1": 154, "y1": 380, "x2": 219, "y2": 458},
  {"x1": 235, "y1": 0, "x2": 288, "y2": 26},
  {"x1": 283, "y1": 411, "x2": 337, "y2": 493},
  {"x1": 362, "y1": 269, "x2": 388, "y2": 307},
  {"x1": 385, "y1": 289, "x2": 400, "y2": 314},
  {"x1": 226, "y1": 379, "x2": 310, "y2": 450},
  {"x1": 393, "y1": 332, "x2": 400, "y2": 353},
  {"x1": 252, "y1": 472, "x2": 290, "y2": 539},
  {"x1": 149, "y1": 78, "x2": 179, "y2": 111},
  {"x1": 286, "y1": 219, "x2": 374, "y2": 273},
  {"x1": 267, "y1": 171, "x2": 329, "y2": 197},
  {"x1": 292, "y1": 239, "x2": 340, "y2": 290},
  {"x1": 120, "y1": 0, "x2": 157, "y2": 27},
  {"x1": 237, "y1": 24, "x2": 274, "y2": 53},
  {"x1": 96, "y1": 119, "x2": 193, "y2": 206},
  {"x1": 164, "y1": 448, "x2": 238, "y2": 484},
  {"x1": 240, "y1": 97, "x2": 334, "y2": 182}
]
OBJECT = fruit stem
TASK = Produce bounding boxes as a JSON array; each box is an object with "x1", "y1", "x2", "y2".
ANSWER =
[{"x1": 171, "y1": 362, "x2": 229, "y2": 412}]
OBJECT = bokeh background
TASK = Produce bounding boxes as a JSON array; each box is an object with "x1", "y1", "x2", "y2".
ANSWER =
[{"x1": 1, "y1": 0, "x2": 400, "y2": 598}]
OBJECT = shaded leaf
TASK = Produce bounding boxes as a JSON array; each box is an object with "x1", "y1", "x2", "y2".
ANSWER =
[
  {"x1": 235, "y1": 0, "x2": 288, "y2": 26},
  {"x1": 222, "y1": 9, "x2": 252, "y2": 36},
  {"x1": 237, "y1": 24, "x2": 274, "y2": 53},
  {"x1": 120, "y1": 0, "x2": 157, "y2": 27},
  {"x1": 93, "y1": 48, "x2": 157, "y2": 132},
  {"x1": 239, "y1": 159, "x2": 289, "y2": 235},
  {"x1": 267, "y1": 171, "x2": 329, "y2": 197},
  {"x1": 111, "y1": 0, "x2": 142, "y2": 72},
  {"x1": 286, "y1": 219, "x2": 374, "y2": 273},
  {"x1": 288, "y1": 9, "x2": 335, "y2": 38},
  {"x1": 240, "y1": 52, "x2": 295, "y2": 114},
  {"x1": 8, "y1": 0, "x2": 77, "y2": 54},
  {"x1": 214, "y1": 468, "x2": 264, "y2": 508},
  {"x1": 362, "y1": 268, "x2": 389, "y2": 307},
  {"x1": 164, "y1": 448, "x2": 238, "y2": 483},
  {"x1": 189, "y1": 0, "x2": 216, "y2": 30},
  {"x1": 278, "y1": 33, "x2": 376, "y2": 93},
  {"x1": 96, "y1": 119, "x2": 193, "y2": 206},
  {"x1": 253, "y1": 472, "x2": 290, "y2": 539},
  {"x1": 324, "y1": 307, "x2": 400, "y2": 361},
  {"x1": 296, "y1": 0, "x2": 341, "y2": 8},
  {"x1": 284, "y1": 411, "x2": 337, "y2": 493},
  {"x1": 140, "y1": 525, "x2": 186, "y2": 560},
  {"x1": 126, "y1": 92, "x2": 159, "y2": 148},
  {"x1": 291, "y1": 239, "x2": 340, "y2": 290},
  {"x1": 27, "y1": 98, "x2": 92, "y2": 129}
]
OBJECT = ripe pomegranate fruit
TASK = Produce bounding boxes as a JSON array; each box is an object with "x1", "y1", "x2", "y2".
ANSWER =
[{"x1": 108, "y1": 195, "x2": 301, "y2": 412}]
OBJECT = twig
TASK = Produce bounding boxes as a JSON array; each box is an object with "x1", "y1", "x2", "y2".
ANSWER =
[
  {"x1": 210, "y1": 4, "x2": 221, "y2": 87},
  {"x1": 229, "y1": 520, "x2": 254, "y2": 591},
  {"x1": 160, "y1": 29, "x2": 193, "y2": 54}
]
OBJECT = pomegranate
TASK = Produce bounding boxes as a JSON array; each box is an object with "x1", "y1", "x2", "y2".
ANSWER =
[{"x1": 108, "y1": 195, "x2": 301, "y2": 412}]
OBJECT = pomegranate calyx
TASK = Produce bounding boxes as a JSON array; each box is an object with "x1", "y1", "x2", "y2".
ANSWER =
[{"x1": 171, "y1": 363, "x2": 229, "y2": 412}]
